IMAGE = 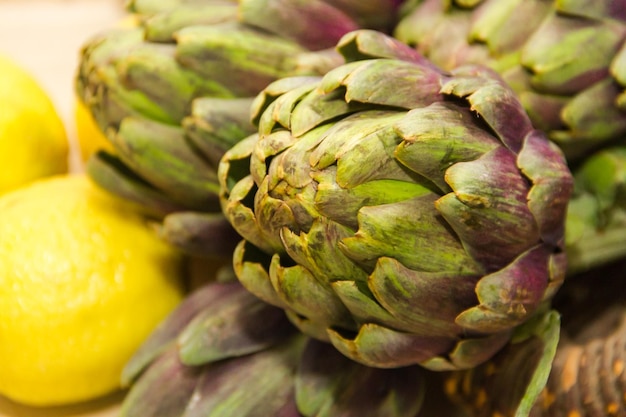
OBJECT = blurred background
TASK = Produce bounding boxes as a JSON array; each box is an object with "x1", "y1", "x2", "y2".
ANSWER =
[{"x1": 0, "y1": 1, "x2": 127, "y2": 415}]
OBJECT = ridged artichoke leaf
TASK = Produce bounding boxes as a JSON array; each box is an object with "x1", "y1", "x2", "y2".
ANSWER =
[
  {"x1": 280, "y1": 218, "x2": 369, "y2": 285},
  {"x1": 223, "y1": 175, "x2": 280, "y2": 253},
  {"x1": 288, "y1": 86, "x2": 370, "y2": 137},
  {"x1": 394, "y1": 102, "x2": 501, "y2": 192},
  {"x1": 251, "y1": 76, "x2": 321, "y2": 128},
  {"x1": 174, "y1": 24, "x2": 310, "y2": 96},
  {"x1": 313, "y1": 167, "x2": 432, "y2": 230},
  {"x1": 411, "y1": 8, "x2": 494, "y2": 71},
  {"x1": 422, "y1": 331, "x2": 511, "y2": 371},
  {"x1": 159, "y1": 211, "x2": 239, "y2": 257},
  {"x1": 455, "y1": 0, "x2": 484, "y2": 7},
  {"x1": 116, "y1": 42, "x2": 230, "y2": 122},
  {"x1": 309, "y1": 111, "x2": 408, "y2": 183},
  {"x1": 468, "y1": 0, "x2": 551, "y2": 56},
  {"x1": 296, "y1": 339, "x2": 425, "y2": 417},
  {"x1": 182, "y1": 335, "x2": 306, "y2": 417},
  {"x1": 521, "y1": 12, "x2": 626, "y2": 94},
  {"x1": 121, "y1": 283, "x2": 234, "y2": 386},
  {"x1": 455, "y1": 244, "x2": 552, "y2": 333},
  {"x1": 217, "y1": 133, "x2": 260, "y2": 190},
  {"x1": 87, "y1": 151, "x2": 187, "y2": 218},
  {"x1": 79, "y1": 27, "x2": 144, "y2": 70},
  {"x1": 182, "y1": 97, "x2": 257, "y2": 167},
  {"x1": 392, "y1": 0, "x2": 449, "y2": 49},
  {"x1": 337, "y1": 29, "x2": 435, "y2": 65},
  {"x1": 443, "y1": 66, "x2": 534, "y2": 153},
  {"x1": 220, "y1": 135, "x2": 286, "y2": 253},
  {"x1": 258, "y1": 83, "x2": 326, "y2": 135},
  {"x1": 141, "y1": 4, "x2": 238, "y2": 42},
  {"x1": 365, "y1": 257, "x2": 482, "y2": 336},
  {"x1": 517, "y1": 130, "x2": 573, "y2": 246},
  {"x1": 78, "y1": 30, "x2": 145, "y2": 118},
  {"x1": 239, "y1": 0, "x2": 360, "y2": 51},
  {"x1": 331, "y1": 280, "x2": 397, "y2": 328},
  {"x1": 177, "y1": 285, "x2": 295, "y2": 366},
  {"x1": 255, "y1": 177, "x2": 317, "y2": 240},
  {"x1": 563, "y1": 146, "x2": 626, "y2": 272},
  {"x1": 121, "y1": 347, "x2": 203, "y2": 417},
  {"x1": 575, "y1": 146, "x2": 626, "y2": 216},
  {"x1": 545, "y1": 251, "x2": 567, "y2": 300},
  {"x1": 330, "y1": 59, "x2": 446, "y2": 109},
  {"x1": 91, "y1": 66, "x2": 179, "y2": 127},
  {"x1": 250, "y1": 130, "x2": 302, "y2": 186},
  {"x1": 268, "y1": 250, "x2": 356, "y2": 333},
  {"x1": 327, "y1": 323, "x2": 456, "y2": 368},
  {"x1": 553, "y1": 79, "x2": 626, "y2": 157},
  {"x1": 233, "y1": 241, "x2": 290, "y2": 309},
  {"x1": 111, "y1": 117, "x2": 220, "y2": 209},
  {"x1": 340, "y1": 195, "x2": 482, "y2": 274},
  {"x1": 437, "y1": 147, "x2": 540, "y2": 270},
  {"x1": 127, "y1": 0, "x2": 234, "y2": 15},
  {"x1": 557, "y1": 0, "x2": 626, "y2": 20},
  {"x1": 562, "y1": 193, "x2": 626, "y2": 273}
]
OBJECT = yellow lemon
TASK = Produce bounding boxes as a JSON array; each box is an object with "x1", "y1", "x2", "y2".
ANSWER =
[
  {"x1": 0, "y1": 174, "x2": 186, "y2": 406},
  {"x1": 75, "y1": 97, "x2": 114, "y2": 163},
  {"x1": 0, "y1": 55, "x2": 69, "y2": 194}
]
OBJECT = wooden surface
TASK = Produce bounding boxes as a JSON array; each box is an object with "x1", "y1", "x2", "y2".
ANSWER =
[{"x1": 0, "y1": 1, "x2": 125, "y2": 415}]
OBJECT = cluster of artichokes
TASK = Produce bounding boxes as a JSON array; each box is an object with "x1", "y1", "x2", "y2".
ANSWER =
[{"x1": 76, "y1": 1, "x2": 626, "y2": 416}]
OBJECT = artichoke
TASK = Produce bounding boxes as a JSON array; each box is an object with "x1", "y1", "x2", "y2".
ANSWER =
[
  {"x1": 76, "y1": 0, "x2": 405, "y2": 257},
  {"x1": 394, "y1": 0, "x2": 626, "y2": 161},
  {"x1": 218, "y1": 29, "x2": 574, "y2": 371},
  {"x1": 120, "y1": 279, "x2": 427, "y2": 417},
  {"x1": 564, "y1": 145, "x2": 626, "y2": 274},
  {"x1": 445, "y1": 257, "x2": 626, "y2": 417},
  {"x1": 439, "y1": 145, "x2": 626, "y2": 416}
]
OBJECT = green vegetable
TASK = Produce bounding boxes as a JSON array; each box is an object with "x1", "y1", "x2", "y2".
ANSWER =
[
  {"x1": 218, "y1": 29, "x2": 574, "y2": 370},
  {"x1": 395, "y1": 0, "x2": 626, "y2": 161}
]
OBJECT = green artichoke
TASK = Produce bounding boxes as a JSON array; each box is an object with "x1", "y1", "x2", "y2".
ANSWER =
[
  {"x1": 218, "y1": 30, "x2": 574, "y2": 371},
  {"x1": 438, "y1": 145, "x2": 626, "y2": 416},
  {"x1": 120, "y1": 279, "x2": 427, "y2": 417},
  {"x1": 394, "y1": 0, "x2": 626, "y2": 161},
  {"x1": 564, "y1": 145, "x2": 626, "y2": 273},
  {"x1": 76, "y1": 0, "x2": 406, "y2": 256}
]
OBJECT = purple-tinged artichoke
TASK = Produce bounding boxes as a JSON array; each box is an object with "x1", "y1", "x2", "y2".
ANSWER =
[
  {"x1": 394, "y1": 0, "x2": 626, "y2": 161},
  {"x1": 445, "y1": 257, "x2": 626, "y2": 417},
  {"x1": 218, "y1": 30, "x2": 574, "y2": 371},
  {"x1": 76, "y1": 0, "x2": 406, "y2": 257},
  {"x1": 120, "y1": 280, "x2": 426, "y2": 417}
]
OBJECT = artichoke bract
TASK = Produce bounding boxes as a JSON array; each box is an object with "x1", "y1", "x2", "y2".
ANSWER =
[
  {"x1": 219, "y1": 30, "x2": 574, "y2": 370},
  {"x1": 445, "y1": 257, "x2": 626, "y2": 417},
  {"x1": 120, "y1": 280, "x2": 426, "y2": 417},
  {"x1": 76, "y1": 0, "x2": 406, "y2": 257},
  {"x1": 394, "y1": 0, "x2": 626, "y2": 161}
]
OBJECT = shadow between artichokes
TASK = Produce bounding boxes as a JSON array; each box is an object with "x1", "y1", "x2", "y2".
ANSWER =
[{"x1": 217, "y1": 29, "x2": 574, "y2": 371}]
